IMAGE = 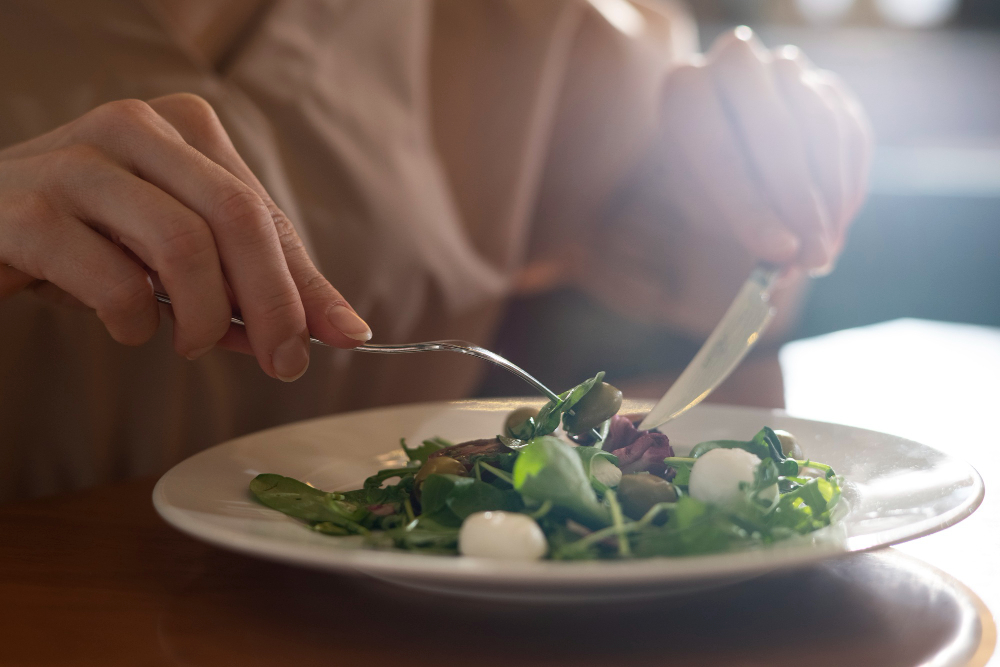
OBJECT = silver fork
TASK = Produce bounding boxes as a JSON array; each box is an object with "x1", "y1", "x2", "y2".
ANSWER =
[{"x1": 153, "y1": 291, "x2": 560, "y2": 402}]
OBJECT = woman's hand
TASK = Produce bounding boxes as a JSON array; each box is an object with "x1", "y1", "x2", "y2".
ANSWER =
[
  {"x1": 0, "y1": 94, "x2": 371, "y2": 381},
  {"x1": 657, "y1": 27, "x2": 872, "y2": 273}
]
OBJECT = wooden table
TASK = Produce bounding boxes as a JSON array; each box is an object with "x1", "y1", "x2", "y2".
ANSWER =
[
  {"x1": 0, "y1": 478, "x2": 991, "y2": 666},
  {"x1": 2, "y1": 318, "x2": 996, "y2": 666}
]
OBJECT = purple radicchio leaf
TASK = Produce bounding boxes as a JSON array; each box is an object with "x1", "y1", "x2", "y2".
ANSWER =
[{"x1": 603, "y1": 415, "x2": 675, "y2": 479}]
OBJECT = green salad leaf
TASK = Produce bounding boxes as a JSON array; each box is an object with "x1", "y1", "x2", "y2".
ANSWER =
[
  {"x1": 420, "y1": 473, "x2": 522, "y2": 526},
  {"x1": 574, "y1": 446, "x2": 620, "y2": 494},
  {"x1": 512, "y1": 436, "x2": 610, "y2": 528},
  {"x1": 511, "y1": 372, "x2": 605, "y2": 440},
  {"x1": 249, "y1": 474, "x2": 370, "y2": 534},
  {"x1": 402, "y1": 437, "x2": 451, "y2": 464},
  {"x1": 663, "y1": 457, "x2": 695, "y2": 486},
  {"x1": 249, "y1": 375, "x2": 843, "y2": 562},
  {"x1": 683, "y1": 427, "x2": 805, "y2": 478}
]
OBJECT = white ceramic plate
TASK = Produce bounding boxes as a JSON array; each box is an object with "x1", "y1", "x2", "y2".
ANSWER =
[{"x1": 153, "y1": 399, "x2": 984, "y2": 601}]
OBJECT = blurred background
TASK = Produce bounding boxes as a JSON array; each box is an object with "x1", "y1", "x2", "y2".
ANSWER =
[
  {"x1": 479, "y1": 0, "x2": 1000, "y2": 406},
  {"x1": 696, "y1": 0, "x2": 1000, "y2": 338}
]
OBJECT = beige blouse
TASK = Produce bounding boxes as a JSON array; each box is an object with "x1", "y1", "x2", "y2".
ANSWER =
[{"x1": 0, "y1": 0, "x2": 697, "y2": 501}]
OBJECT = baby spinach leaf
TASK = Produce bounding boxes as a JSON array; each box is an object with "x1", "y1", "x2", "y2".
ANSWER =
[
  {"x1": 513, "y1": 436, "x2": 610, "y2": 528},
  {"x1": 420, "y1": 474, "x2": 521, "y2": 525},
  {"x1": 249, "y1": 474, "x2": 366, "y2": 524},
  {"x1": 340, "y1": 467, "x2": 415, "y2": 507}
]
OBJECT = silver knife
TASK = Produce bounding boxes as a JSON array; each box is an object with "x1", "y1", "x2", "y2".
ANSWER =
[{"x1": 638, "y1": 263, "x2": 781, "y2": 432}]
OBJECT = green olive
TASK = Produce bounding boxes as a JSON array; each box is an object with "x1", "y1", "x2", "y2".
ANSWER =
[
  {"x1": 617, "y1": 474, "x2": 678, "y2": 521},
  {"x1": 504, "y1": 407, "x2": 539, "y2": 438},
  {"x1": 773, "y1": 429, "x2": 803, "y2": 459},
  {"x1": 415, "y1": 456, "x2": 466, "y2": 484},
  {"x1": 563, "y1": 382, "x2": 623, "y2": 434}
]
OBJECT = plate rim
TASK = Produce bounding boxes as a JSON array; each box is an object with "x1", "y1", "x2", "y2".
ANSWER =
[{"x1": 152, "y1": 399, "x2": 985, "y2": 587}]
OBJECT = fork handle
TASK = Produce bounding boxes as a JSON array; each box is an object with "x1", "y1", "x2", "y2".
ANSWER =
[{"x1": 152, "y1": 291, "x2": 562, "y2": 403}]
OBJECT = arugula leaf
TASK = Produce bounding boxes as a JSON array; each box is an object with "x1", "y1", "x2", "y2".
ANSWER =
[
  {"x1": 373, "y1": 516, "x2": 461, "y2": 554},
  {"x1": 631, "y1": 496, "x2": 739, "y2": 557},
  {"x1": 402, "y1": 437, "x2": 451, "y2": 464},
  {"x1": 512, "y1": 436, "x2": 610, "y2": 528},
  {"x1": 252, "y1": 422, "x2": 844, "y2": 560},
  {"x1": 517, "y1": 373, "x2": 605, "y2": 439},
  {"x1": 688, "y1": 428, "x2": 798, "y2": 475},
  {"x1": 752, "y1": 427, "x2": 787, "y2": 462}
]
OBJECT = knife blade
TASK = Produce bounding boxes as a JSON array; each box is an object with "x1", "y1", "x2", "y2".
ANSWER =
[{"x1": 637, "y1": 263, "x2": 781, "y2": 432}]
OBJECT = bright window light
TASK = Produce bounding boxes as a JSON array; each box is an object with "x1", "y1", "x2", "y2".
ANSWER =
[
  {"x1": 588, "y1": 0, "x2": 645, "y2": 37},
  {"x1": 875, "y1": 0, "x2": 960, "y2": 28}
]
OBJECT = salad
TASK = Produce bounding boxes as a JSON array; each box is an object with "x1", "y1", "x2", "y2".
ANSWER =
[{"x1": 250, "y1": 373, "x2": 842, "y2": 561}]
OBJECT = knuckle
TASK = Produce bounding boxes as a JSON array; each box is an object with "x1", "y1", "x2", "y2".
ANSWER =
[
  {"x1": 163, "y1": 93, "x2": 226, "y2": 141},
  {"x1": 91, "y1": 98, "x2": 157, "y2": 131},
  {"x1": 272, "y1": 209, "x2": 303, "y2": 250},
  {"x1": 155, "y1": 219, "x2": 217, "y2": 272},
  {"x1": 5, "y1": 192, "x2": 59, "y2": 272},
  {"x1": 153, "y1": 93, "x2": 229, "y2": 149},
  {"x1": 299, "y1": 270, "x2": 336, "y2": 302},
  {"x1": 255, "y1": 286, "x2": 303, "y2": 325},
  {"x1": 47, "y1": 143, "x2": 106, "y2": 180},
  {"x1": 213, "y1": 188, "x2": 272, "y2": 236},
  {"x1": 97, "y1": 269, "x2": 152, "y2": 322},
  {"x1": 81, "y1": 99, "x2": 163, "y2": 153},
  {"x1": 17, "y1": 191, "x2": 58, "y2": 227},
  {"x1": 168, "y1": 93, "x2": 218, "y2": 122}
]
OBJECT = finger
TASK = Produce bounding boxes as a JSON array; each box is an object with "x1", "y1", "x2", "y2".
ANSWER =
[
  {"x1": 46, "y1": 145, "x2": 231, "y2": 358},
  {"x1": 814, "y1": 71, "x2": 873, "y2": 224},
  {"x1": 0, "y1": 263, "x2": 33, "y2": 299},
  {"x1": 772, "y1": 46, "x2": 849, "y2": 234},
  {"x1": 661, "y1": 64, "x2": 800, "y2": 263},
  {"x1": 76, "y1": 98, "x2": 311, "y2": 380},
  {"x1": 707, "y1": 28, "x2": 832, "y2": 269},
  {"x1": 0, "y1": 193, "x2": 159, "y2": 344},
  {"x1": 146, "y1": 93, "x2": 372, "y2": 348}
]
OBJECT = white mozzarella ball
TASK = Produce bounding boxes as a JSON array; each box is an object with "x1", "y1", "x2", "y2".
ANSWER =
[
  {"x1": 689, "y1": 448, "x2": 766, "y2": 507},
  {"x1": 591, "y1": 455, "x2": 622, "y2": 488},
  {"x1": 459, "y1": 511, "x2": 547, "y2": 561}
]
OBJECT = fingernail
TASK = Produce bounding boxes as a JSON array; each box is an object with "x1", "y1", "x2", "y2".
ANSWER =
[
  {"x1": 808, "y1": 236, "x2": 838, "y2": 277},
  {"x1": 272, "y1": 335, "x2": 309, "y2": 382},
  {"x1": 185, "y1": 345, "x2": 213, "y2": 361},
  {"x1": 809, "y1": 263, "x2": 835, "y2": 278},
  {"x1": 327, "y1": 304, "x2": 372, "y2": 342}
]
